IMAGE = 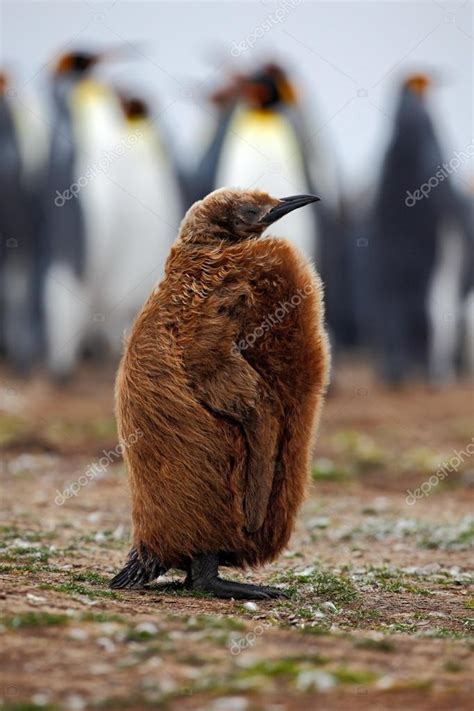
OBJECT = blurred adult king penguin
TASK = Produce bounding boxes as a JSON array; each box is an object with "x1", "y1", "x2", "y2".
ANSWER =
[
  {"x1": 0, "y1": 72, "x2": 40, "y2": 372},
  {"x1": 205, "y1": 63, "x2": 352, "y2": 351},
  {"x1": 371, "y1": 73, "x2": 465, "y2": 384},
  {"x1": 213, "y1": 64, "x2": 333, "y2": 263},
  {"x1": 43, "y1": 49, "x2": 124, "y2": 380},
  {"x1": 110, "y1": 188, "x2": 329, "y2": 598},
  {"x1": 102, "y1": 93, "x2": 182, "y2": 356}
]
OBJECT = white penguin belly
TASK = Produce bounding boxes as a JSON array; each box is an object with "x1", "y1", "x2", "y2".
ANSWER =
[
  {"x1": 427, "y1": 220, "x2": 464, "y2": 382},
  {"x1": 216, "y1": 110, "x2": 318, "y2": 262},
  {"x1": 102, "y1": 123, "x2": 182, "y2": 352},
  {"x1": 71, "y1": 81, "x2": 125, "y2": 306}
]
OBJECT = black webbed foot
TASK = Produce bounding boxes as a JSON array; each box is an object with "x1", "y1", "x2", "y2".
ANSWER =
[
  {"x1": 192, "y1": 578, "x2": 287, "y2": 600},
  {"x1": 186, "y1": 553, "x2": 288, "y2": 600}
]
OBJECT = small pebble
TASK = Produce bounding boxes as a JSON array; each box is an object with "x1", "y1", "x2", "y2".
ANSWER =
[
  {"x1": 135, "y1": 621, "x2": 158, "y2": 635},
  {"x1": 26, "y1": 593, "x2": 47, "y2": 605},
  {"x1": 320, "y1": 601, "x2": 338, "y2": 613},
  {"x1": 243, "y1": 602, "x2": 258, "y2": 612},
  {"x1": 296, "y1": 669, "x2": 336, "y2": 692},
  {"x1": 96, "y1": 636, "x2": 116, "y2": 653},
  {"x1": 65, "y1": 695, "x2": 86, "y2": 711},
  {"x1": 69, "y1": 627, "x2": 88, "y2": 641}
]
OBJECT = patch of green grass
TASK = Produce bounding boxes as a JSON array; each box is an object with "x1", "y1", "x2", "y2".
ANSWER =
[
  {"x1": 332, "y1": 667, "x2": 378, "y2": 684},
  {"x1": 237, "y1": 655, "x2": 328, "y2": 680},
  {"x1": 380, "y1": 622, "x2": 419, "y2": 635},
  {"x1": 345, "y1": 608, "x2": 382, "y2": 626},
  {"x1": 309, "y1": 571, "x2": 358, "y2": 604},
  {"x1": 444, "y1": 659, "x2": 463, "y2": 672},
  {"x1": 0, "y1": 413, "x2": 29, "y2": 446},
  {"x1": 354, "y1": 637, "x2": 395, "y2": 652},
  {"x1": 0, "y1": 546, "x2": 54, "y2": 563},
  {"x1": 0, "y1": 561, "x2": 62, "y2": 575},
  {"x1": 234, "y1": 656, "x2": 377, "y2": 690},
  {"x1": 46, "y1": 416, "x2": 117, "y2": 443},
  {"x1": 70, "y1": 571, "x2": 110, "y2": 585},
  {"x1": 79, "y1": 611, "x2": 126, "y2": 624},
  {"x1": 1, "y1": 611, "x2": 69, "y2": 629},
  {"x1": 39, "y1": 579, "x2": 120, "y2": 599},
  {"x1": 418, "y1": 517, "x2": 474, "y2": 551},
  {"x1": 399, "y1": 447, "x2": 448, "y2": 476},
  {"x1": 125, "y1": 628, "x2": 158, "y2": 642},
  {"x1": 185, "y1": 614, "x2": 246, "y2": 632},
  {"x1": 311, "y1": 458, "x2": 352, "y2": 481},
  {"x1": 0, "y1": 528, "x2": 56, "y2": 543},
  {"x1": 377, "y1": 621, "x2": 472, "y2": 640},
  {"x1": 333, "y1": 431, "x2": 387, "y2": 472},
  {"x1": 365, "y1": 567, "x2": 433, "y2": 596},
  {"x1": 74, "y1": 532, "x2": 126, "y2": 550},
  {"x1": 300, "y1": 623, "x2": 332, "y2": 635},
  {"x1": 274, "y1": 568, "x2": 358, "y2": 604},
  {"x1": 0, "y1": 525, "x2": 20, "y2": 540},
  {"x1": 37, "y1": 570, "x2": 119, "y2": 599}
]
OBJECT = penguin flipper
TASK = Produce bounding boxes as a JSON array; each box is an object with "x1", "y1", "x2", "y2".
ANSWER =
[
  {"x1": 109, "y1": 546, "x2": 167, "y2": 589},
  {"x1": 189, "y1": 340, "x2": 281, "y2": 533}
]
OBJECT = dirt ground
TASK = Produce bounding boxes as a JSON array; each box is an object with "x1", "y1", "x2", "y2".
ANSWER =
[{"x1": 0, "y1": 359, "x2": 473, "y2": 711}]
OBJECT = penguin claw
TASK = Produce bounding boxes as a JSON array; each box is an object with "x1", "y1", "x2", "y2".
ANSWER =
[{"x1": 193, "y1": 577, "x2": 288, "y2": 600}]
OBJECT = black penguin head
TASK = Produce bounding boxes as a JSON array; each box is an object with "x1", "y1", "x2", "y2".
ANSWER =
[
  {"x1": 240, "y1": 62, "x2": 298, "y2": 109},
  {"x1": 53, "y1": 44, "x2": 137, "y2": 79},
  {"x1": 208, "y1": 73, "x2": 243, "y2": 111},
  {"x1": 395, "y1": 72, "x2": 434, "y2": 138},
  {"x1": 0, "y1": 72, "x2": 8, "y2": 95},
  {"x1": 404, "y1": 73, "x2": 431, "y2": 98},
  {"x1": 180, "y1": 188, "x2": 320, "y2": 245},
  {"x1": 118, "y1": 95, "x2": 149, "y2": 120},
  {"x1": 54, "y1": 51, "x2": 100, "y2": 77}
]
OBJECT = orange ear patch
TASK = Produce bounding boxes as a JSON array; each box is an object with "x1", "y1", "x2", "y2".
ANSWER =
[
  {"x1": 55, "y1": 54, "x2": 74, "y2": 74},
  {"x1": 278, "y1": 79, "x2": 298, "y2": 105},
  {"x1": 406, "y1": 74, "x2": 430, "y2": 96}
]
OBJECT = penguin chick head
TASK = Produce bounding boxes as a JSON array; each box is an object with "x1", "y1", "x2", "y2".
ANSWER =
[{"x1": 179, "y1": 188, "x2": 320, "y2": 245}]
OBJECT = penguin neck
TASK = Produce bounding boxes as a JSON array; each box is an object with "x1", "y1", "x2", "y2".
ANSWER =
[
  {"x1": 125, "y1": 115, "x2": 150, "y2": 135},
  {"x1": 241, "y1": 106, "x2": 280, "y2": 119}
]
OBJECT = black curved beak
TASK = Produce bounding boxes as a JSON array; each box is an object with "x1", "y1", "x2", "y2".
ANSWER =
[{"x1": 260, "y1": 194, "x2": 321, "y2": 225}]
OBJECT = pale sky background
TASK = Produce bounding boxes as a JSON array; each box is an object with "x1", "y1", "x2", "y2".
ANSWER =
[{"x1": 1, "y1": 0, "x2": 472, "y2": 193}]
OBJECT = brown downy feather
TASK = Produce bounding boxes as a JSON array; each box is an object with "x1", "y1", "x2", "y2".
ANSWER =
[{"x1": 115, "y1": 188, "x2": 330, "y2": 571}]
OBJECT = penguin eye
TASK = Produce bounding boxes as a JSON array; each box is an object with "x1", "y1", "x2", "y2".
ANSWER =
[{"x1": 239, "y1": 206, "x2": 259, "y2": 224}]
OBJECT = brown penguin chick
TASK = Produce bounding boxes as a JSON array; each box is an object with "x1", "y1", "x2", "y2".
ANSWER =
[{"x1": 110, "y1": 188, "x2": 330, "y2": 599}]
